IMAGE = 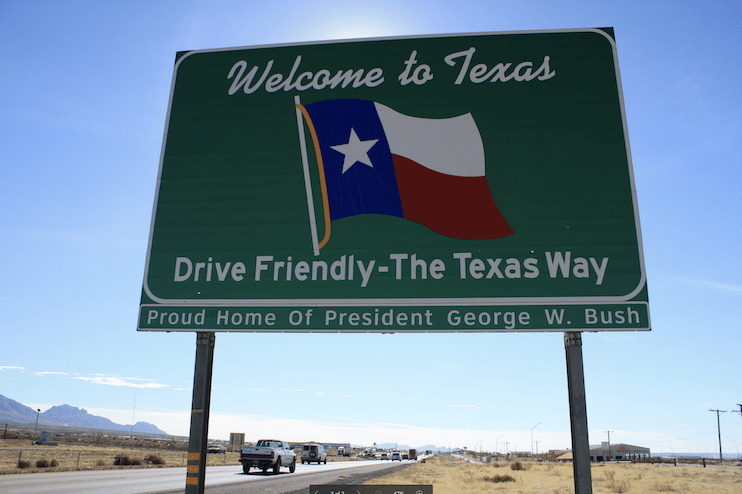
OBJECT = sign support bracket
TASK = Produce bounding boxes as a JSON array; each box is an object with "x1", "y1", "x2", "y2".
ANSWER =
[
  {"x1": 185, "y1": 332, "x2": 215, "y2": 494},
  {"x1": 564, "y1": 332, "x2": 593, "y2": 494}
]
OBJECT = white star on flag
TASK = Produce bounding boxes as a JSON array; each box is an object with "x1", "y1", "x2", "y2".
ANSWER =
[{"x1": 331, "y1": 128, "x2": 378, "y2": 173}]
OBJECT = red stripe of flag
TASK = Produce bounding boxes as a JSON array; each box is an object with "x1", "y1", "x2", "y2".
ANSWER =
[{"x1": 393, "y1": 155, "x2": 514, "y2": 240}]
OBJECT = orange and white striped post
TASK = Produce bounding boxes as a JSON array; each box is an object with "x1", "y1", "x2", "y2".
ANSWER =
[{"x1": 185, "y1": 332, "x2": 215, "y2": 494}]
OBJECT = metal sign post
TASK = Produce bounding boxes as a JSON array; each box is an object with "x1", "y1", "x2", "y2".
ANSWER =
[
  {"x1": 565, "y1": 332, "x2": 592, "y2": 493},
  {"x1": 185, "y1": 332, "x2": 215, "y2": 493}
]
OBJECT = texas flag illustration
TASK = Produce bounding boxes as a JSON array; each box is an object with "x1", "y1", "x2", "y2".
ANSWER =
[{"x1": 299, "y1": 99, "x2": 513, "y2": 246}]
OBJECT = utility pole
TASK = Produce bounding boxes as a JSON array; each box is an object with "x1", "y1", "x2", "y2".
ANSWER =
[
  {"x1": 34, "y1": 409, "x2": 41, "y2": 441},
  {"x1": 604, "y1": 430, "x2": 614, "y2": 461},
  {"x1": 531, "y1": 422, "x2": 541, "y2": 456},
  {"x1": 734, "y1": 404, "x2": 742, "y2": 424},
  {"x1": 709, "y1": 409, "x2": 726, "y2": 461}
]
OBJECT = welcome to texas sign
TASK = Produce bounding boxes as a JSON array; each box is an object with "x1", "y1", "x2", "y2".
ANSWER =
[{"x1": 138, "y1": 28, "x2": 650, "y2": 333}]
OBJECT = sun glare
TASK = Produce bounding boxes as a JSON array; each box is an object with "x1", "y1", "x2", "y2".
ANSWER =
[{"x1": 307, "y1": 10, "x2": 416, "y2": 41}]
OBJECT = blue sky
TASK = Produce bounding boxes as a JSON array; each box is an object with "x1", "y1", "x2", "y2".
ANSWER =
[{"x1": 1, "y1": 0, "x2": 741, "y2": 456}]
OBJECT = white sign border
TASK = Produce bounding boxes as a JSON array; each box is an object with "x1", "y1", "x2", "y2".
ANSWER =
[{"x1": 141, "y1": 28, "x2": 647, "y2": 308}]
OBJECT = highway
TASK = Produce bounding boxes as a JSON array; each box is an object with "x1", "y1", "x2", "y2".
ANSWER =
[{"x1": 0, "y1": 459, "x2": 411, "y2": 494}]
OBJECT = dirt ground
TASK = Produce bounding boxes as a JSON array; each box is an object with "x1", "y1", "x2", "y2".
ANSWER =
[{"x1": 365, "y1": 454, "x2": 742, "y2": 494}]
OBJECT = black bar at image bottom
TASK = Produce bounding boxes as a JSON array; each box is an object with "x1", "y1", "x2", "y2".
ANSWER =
[{"x1": 309, "y1": 486, "x2": 432, "y2": 494}]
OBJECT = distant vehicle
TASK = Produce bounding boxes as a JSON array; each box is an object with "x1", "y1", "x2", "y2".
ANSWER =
[
  {"x1": 240, "y1": 439, "x2": 296, "y2": 474},
  {"x1": 408, "y1": 448, "x2": 417, "y2": 460},
  {"x1": 380, "y1": 452, "x2": 389, "y2": 460},
  {"x1": 392, "y1": 451, "x2": 401, "y2": 461},
  {"x1": 208, "y1": 445, "x2": 226, "y2": 453},
  {"x1": 337, "y1": 446, "x2": 351, "y2": 456},
  {"x1": 301, "y1": 443, "x2": 327, "y2": 464}
]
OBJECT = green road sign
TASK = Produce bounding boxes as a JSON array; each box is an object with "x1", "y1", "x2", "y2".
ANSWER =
[{"x1": 139, "y1": 28, "x2": 649, "y2": 332}]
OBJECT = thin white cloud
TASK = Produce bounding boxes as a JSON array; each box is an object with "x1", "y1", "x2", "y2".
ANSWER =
[
  {"x1": 0, "y1": 366, "x2": 24, "y2": 371},
  {"x1": 70, "y1": 376, "x2": 168, "y2": 389},
  {"x1": 672, "y1": 277, "x2": 742, "y2": 293},
  {"x1": 697, "y1": 280, "x2": 742, "y2": 293},
  {"x1": 282, "y1": 388, "x2": 303, "y2": 392},
  {"x1": 34, "y1": 371, "x2": 68, "y2": 376},
  {"x1": 250, "y1": 388, "x2": 268, "y2": 393}
]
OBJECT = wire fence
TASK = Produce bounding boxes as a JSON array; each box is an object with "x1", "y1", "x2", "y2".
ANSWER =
[
  {"x1": 1, "y1": 447, "x2": 239, "y2": 473},
  {"x1": 1, "y1": 424, "x2": 238, "y2": 474}
]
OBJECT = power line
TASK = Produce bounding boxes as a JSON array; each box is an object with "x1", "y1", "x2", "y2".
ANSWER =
[
  {"x1": 720, "y1": 433, "x2": 742, "y2": 445},
  {"x1": 650, "y1": 432, "x2": 714, "y2": 444}
]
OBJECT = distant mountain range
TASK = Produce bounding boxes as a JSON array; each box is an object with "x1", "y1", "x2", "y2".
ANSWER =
[{"x1": 0, "y1": 394, "x2": 166, "y2": 435}]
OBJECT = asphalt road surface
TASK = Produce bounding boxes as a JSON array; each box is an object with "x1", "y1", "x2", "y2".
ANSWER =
[{"x1": 0, "y1": 459, "x2": 412, "y2": 494}]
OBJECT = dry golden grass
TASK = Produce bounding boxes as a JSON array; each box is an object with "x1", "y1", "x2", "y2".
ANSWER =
[
  {"x1": 366, "y1": 455, "x2": 742, "y2": 494},
  {"x1": 0, "y1": 438, "x2": 242, "y2": 475},
  {"x1": 0, "y1": 437, "x2": 357, "y2": 475}
]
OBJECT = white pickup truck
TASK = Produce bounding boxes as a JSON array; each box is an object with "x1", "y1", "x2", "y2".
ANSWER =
[{"x1": 240, "y1": 439, "x2": 296, "y2": 474}]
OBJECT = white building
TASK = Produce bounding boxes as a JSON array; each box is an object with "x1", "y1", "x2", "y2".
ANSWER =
[{"x1": 590, "y1": 442, "x2": 650, "y2": 462}]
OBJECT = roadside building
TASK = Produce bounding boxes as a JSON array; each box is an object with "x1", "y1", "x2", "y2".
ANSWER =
[
  {"x1": 590, "y1": 442, "x2": 650, "y2": 462},
  {"x1": 546, "y1": 450, "x2": 573, "y2": 461}
]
